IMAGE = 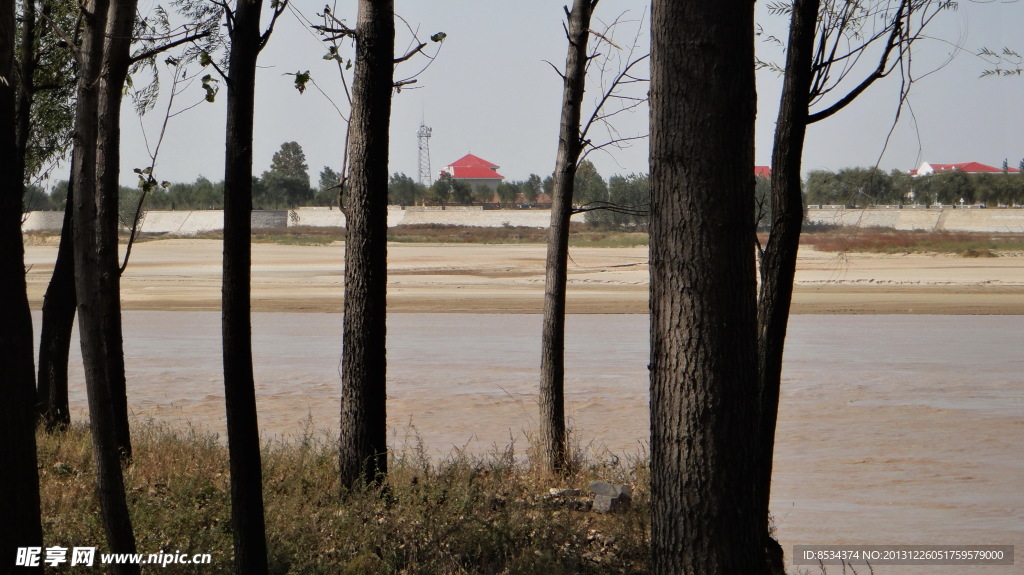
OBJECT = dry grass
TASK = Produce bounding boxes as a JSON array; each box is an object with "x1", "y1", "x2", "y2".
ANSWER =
[
  {"x1": 37, "y1": 422, "x2": 651, "y2": 574},
  {"x1": 801, "y1": 229, "x2": 1024, "y2": 256}
]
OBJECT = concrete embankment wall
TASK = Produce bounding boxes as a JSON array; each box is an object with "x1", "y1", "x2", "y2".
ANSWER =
[
  {"x1": 24, "y1": 206, "x2": 585, "y2": 235},
  {"x1": 806, "y1": 207, "x2": 1024, "y2": 233}
]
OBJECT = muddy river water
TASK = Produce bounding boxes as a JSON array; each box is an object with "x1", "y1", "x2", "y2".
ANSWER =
[{"x1": 36, "y1": 312, "x2": 1022, "y2": 574}]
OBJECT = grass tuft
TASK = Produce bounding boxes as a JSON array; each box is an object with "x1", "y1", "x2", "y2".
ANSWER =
[{"x1": 38, "y1": 421, "x2": 651, "y2": 574}]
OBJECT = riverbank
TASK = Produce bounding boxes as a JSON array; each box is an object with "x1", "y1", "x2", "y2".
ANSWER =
[{"x1": 23, "y1": 238, "x2": 1024, "y2": 314}]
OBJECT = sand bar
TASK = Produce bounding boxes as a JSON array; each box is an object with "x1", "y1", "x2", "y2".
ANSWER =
[{"x1": 23, "y1": 238, "x2": 1024, "y2": 314}]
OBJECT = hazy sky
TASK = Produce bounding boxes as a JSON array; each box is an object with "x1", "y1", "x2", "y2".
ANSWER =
[{"x1": 115, "y1": 1, "x2": 1024, "y2": 189}]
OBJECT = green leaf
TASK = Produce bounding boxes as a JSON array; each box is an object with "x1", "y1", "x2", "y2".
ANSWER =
[
  {"x1": 200, "y1": 51, "x2": 212, "y2": 67},
  {"x1": 293, "y1": 70, "x2": 311, "y2": 94},
  {"x1": 430, "y1": 32, "x2": 447, "y2": 43}
]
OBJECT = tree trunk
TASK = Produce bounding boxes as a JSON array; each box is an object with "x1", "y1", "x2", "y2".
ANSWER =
[
  {"x1": 339, "y1": 0, "x2": 394, "y2": 488},
  {"x1": 648, "y1": 1, "x2": 760, "y2": 573},
  {"x1": 755, "y1": 1, "x2": 818, "y2": 570},
  {"x1": 71, "y1": 1, "x2": 138, "y2": 569},
  {"x1": 222, "y1": 0, "x2": 269, "y2": 572},
  {"x1": 0, "y1": 0, "x2": 44, "y2": 568},
  {"x1": 96, "y1": 0, "x2": 137, "y2": 460},
  {"x1": 14, "y1": 0, "x2": 36, "y2": 184},
  {"x1": 37, "y1": 164, "x2": 76, "y2": 431},
  {"x1": 539, "y1": 0, "x2": 596, "y2": 474}
]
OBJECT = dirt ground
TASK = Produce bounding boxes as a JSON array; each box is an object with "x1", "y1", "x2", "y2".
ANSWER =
[{"x1": 23, "y1": 238, "x2": 1024, "y2": 314}]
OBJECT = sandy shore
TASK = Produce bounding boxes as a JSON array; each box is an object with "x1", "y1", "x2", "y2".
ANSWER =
[{"x1": 23, "y1": 238, "x2": 1024, "y2": 314}]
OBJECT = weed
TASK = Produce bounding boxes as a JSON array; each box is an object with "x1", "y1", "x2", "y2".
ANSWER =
[{"x1": 38, "y1": 421, "x2": 651, "y2": 574}]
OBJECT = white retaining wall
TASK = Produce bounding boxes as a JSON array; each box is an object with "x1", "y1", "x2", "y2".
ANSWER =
[
  {"x1": 22, "y1": 211, "x2": 65, "y2": 232},
  {"x1": 23, "y1": 210, "x2": 289, "y2": 236},
  {"x1": 806, "y1": 207, "x2": 1024, "y2": 233},
  {"x1": 40, "y1": 205, "x2": 1024, "y2": 235}
]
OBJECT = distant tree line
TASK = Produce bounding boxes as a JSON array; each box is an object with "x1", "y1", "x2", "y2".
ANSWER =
[{"x1": 805, "y1": 163, "x2": 1024, "y2": 206}]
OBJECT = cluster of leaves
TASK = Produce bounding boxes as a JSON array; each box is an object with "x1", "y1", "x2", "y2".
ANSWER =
[
  {"x1": 16, "y1": 0, "x2": 79, "y2": 182},
  {"x1": 127, "y1": 1, "x2": 225, "y2": 114}
]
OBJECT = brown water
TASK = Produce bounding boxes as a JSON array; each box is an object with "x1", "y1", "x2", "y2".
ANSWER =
[{"x1": 36, "y1": 312, "x2": 1023, "y2": 574}]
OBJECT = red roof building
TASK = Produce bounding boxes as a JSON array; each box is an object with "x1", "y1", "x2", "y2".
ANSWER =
[
  {"x1": 441, "y1": 154, "x2": 505, "y2": 191},
  {"x1": 754, "y1": 165, "x2": 771, "y2": 178},
  {"x1": 915, "y1": 161, "x2": 1020, "y2": 176}
]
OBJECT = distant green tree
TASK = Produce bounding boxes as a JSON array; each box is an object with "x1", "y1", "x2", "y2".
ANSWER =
[
  {"x1": 890, "y1": 169, "x2": 914, "y2": 204},
  {"x1": 450, "y1": 178, "x2": 473, "y2": 204},
  {"x1": 585, "y1": 173, "x2": 648, "y2": 229},
  {"x1": 50, "y1": 180, "x2": 70, "y2": 208},
  {"x1": 524, "y1": 174, "x2": 543, "y2": 202},
  {"x1": 540, "y1": 174, "x2": 553, "y2": 201},
  {"x1": 942, "y1": 170, "x2": 975, "y2": 205},
  {"x1": 387, "y1": 172, "x2": 424, "y2": 206},
  {"x1": 473, "y1": 184, "x2": 494, "y2": 204},
  {"x1": 427, "y1": 172, "x2": 454, "y2": 204},
  {"x1": 22, "y1": 184, "x2": 53, "y2": 212},
  {"x1": 495, "y1": 180, "x2": 519, "y2": 205},
  {"x1": 317, "y1": 166, "x2": 341, "y2": 206},
  {"x1": 270, "y1": 141, "x2": 310, "y2": 180},
  {"x1": 805, "y1": 167, "x2": 893, "y2": 205},
  {"x1": 257, "y1": 142, "x2": 313, "y2": 208},
  {"x1": 573, "y1": 160, "x2": 607, "y2": 205}
]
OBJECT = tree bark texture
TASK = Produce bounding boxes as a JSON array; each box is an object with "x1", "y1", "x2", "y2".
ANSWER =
[
  {"x1": 648, "y1": 1, "x2": 760, "y2": 573},
  {"x1": 71, "y1": 1, "x2": 139, "y2": 570},
  {"x1": 37, "y1": 165, "x2": 76, "y2": 431},
  {"x1": 14, "y1": 0, "x2": 36, "y2": 186},
  {"x1": 96, "y1": 0, "x2": 137, "y2": 460},
  {"x1": 222, "y1": 0, "x2": 269, "y2": 572},
  {"x1": 540, "y1": 0, "x2": 597, "y2": 474},
  {"x1": 0, "y1": 0, "x2": 44, "y2": 568},
  {"x1": 339, "y1": 0, "x2": 394, "y2": 489},
  {"x1": 756, "y1": 0, "x2": 819, "y2": 544}
]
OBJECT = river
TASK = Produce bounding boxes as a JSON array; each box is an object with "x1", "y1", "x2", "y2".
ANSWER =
[{"x1": 34, "y1": 312, "x2": 1023, "y2": 574}]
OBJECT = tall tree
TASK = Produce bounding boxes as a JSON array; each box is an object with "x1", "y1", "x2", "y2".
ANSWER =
[
  {"x1": 648, "y1": 1, "x2": 760, "y2": 573},
  {"x1": 35, "y1": 0, "x2": 216, "y2": 433},
  {"x1": 269, "y1": 141, "x2": 309, "y2": 179},
  {"x1": 95, "y1": 0, "x2": 139, "y2": 460},
  {"x1": 0, "y1": 0, "x2": 44, "y2": 568},
  {"x1": 754, "y1": 4, "x2": 953, "y2": 570},
  {"x1": 540, "y1": 0, "x2": 598, "y2": 473},
  {"x1": 338, "y1": 0, "x2": 395, "y2": 488},
  {"x1": 12, "y1": 0, "x2": 77, "y2": 431},
  {"x1": 220, "y1": 0, "x2": 287, "y2": 572},
  {"x1": 755, "y1": 3, "x2": 819, "y2": 570},
  {"x1": 37, "y1": 162, "x2": 76, "y2": 431},
  {"x1": 70, "y1": 0, "x2": 139, "y2": 568},
  {"x1": 539, "y1": 3, "x2": 647, "y2": 474}
]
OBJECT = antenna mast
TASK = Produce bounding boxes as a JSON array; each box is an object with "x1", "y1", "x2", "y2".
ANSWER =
[{"x1": 417, "y1": 121, "x2": 433, "y2": 187}]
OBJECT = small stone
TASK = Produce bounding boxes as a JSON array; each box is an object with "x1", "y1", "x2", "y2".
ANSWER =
[
  {"x1": 589, "y1": 481, "x2": 632, "y2": 513},
  {"x1": 548, "y1": 488, "x2": 582, "y2": 497}
]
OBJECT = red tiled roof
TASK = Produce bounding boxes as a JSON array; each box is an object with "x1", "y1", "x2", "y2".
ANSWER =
[
  {"x1": 928, "y1": 162, "x2": 1019, "y2": 174},
  {"x1": 754, "y1": 166, "x2": 771, "y2": 178},
  {"x1": 447, "y1": 154, "x2": 499, "y2": 169},
  {"x1": 444, "y1": 166, "x2": 505, "y2": 179}
]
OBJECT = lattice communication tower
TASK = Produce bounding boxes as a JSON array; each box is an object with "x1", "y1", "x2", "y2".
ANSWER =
[{"x1": 417, "y1": 121, "x2": 433, "y2": 187}]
